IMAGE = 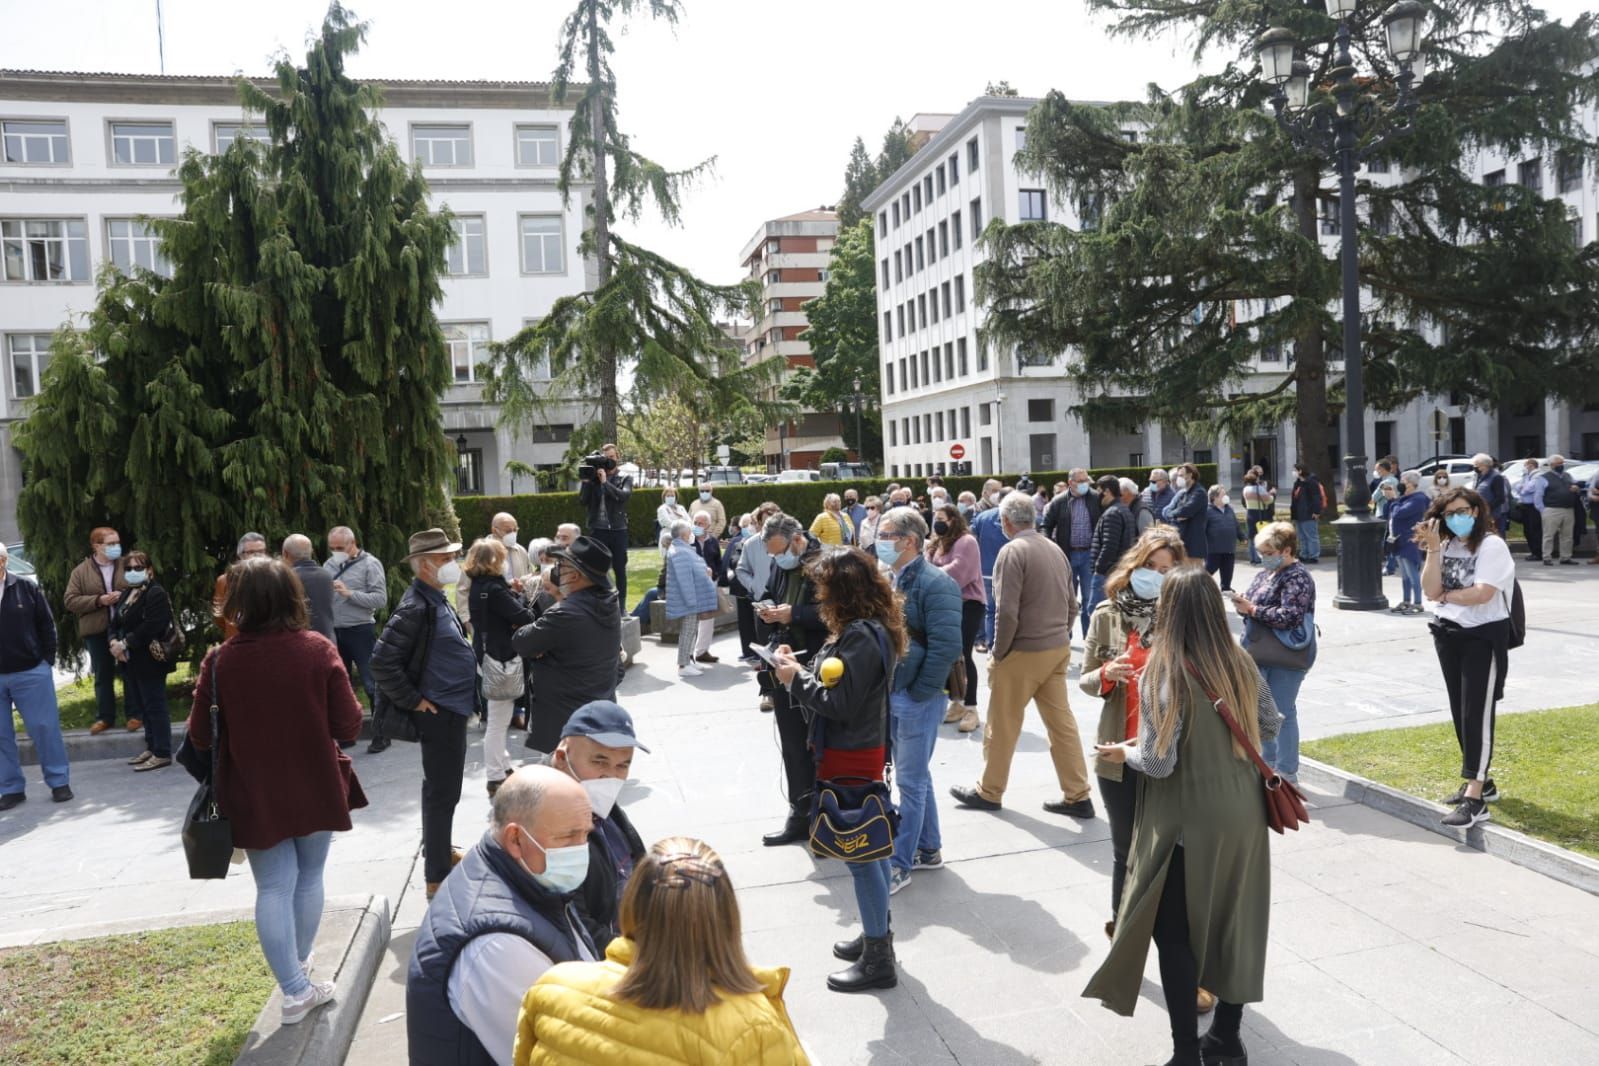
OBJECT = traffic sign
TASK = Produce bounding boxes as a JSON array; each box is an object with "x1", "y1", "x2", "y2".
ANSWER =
[{"x1": 949, "y1": 443, "x2": 966, "y2": 461}]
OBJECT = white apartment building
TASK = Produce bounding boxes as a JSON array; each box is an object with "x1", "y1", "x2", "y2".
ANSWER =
[
  {"x1": 864, "y1": 94, "x2": 1599, "y2": 485},
  {"x1": 0, "y1": 69, "x2": 596, "y2": 543},
  {"x1": 738, "y1": 208, "x2": 845, "y2": 470}
]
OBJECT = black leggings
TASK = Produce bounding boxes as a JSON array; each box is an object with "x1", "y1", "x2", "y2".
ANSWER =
[
  {"x1": 1153, "y1": 847, "x2": 1244, "y2": 1056},
  {"x1": 958, "y1": 599, "x2": 983, "y2": 706},
  {"x1": 1099, "y1": 768, "x2": 1140, "y2": 918},
  {"x1": 1430, "y1": 618, "x2": 1509, "y2": 781}
]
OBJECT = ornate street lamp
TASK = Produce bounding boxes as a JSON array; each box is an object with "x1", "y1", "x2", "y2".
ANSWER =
[{"x1": 1256, "y1": 1, "x2": 1426, "y2": 611}]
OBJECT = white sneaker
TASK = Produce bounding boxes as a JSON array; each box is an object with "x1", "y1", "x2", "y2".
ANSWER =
[
  {"x1": 300, "y1": 950, "x2": 314, "y2": 974},
  {"x1": 281, "y1": 980, "x2": 336, "y2": 1025},
  {"x1": 678, "y1": 663, "x2": 704, "y2": 677}
]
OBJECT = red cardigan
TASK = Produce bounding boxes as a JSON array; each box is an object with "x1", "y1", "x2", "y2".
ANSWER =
[{"x1": 188, "y1": 629, "x2": 365, "y2": 850}]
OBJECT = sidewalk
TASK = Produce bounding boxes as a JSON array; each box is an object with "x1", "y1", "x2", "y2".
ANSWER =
[{"x1": 5, "y1": 561, "x2": 1596, "y2": 1065}]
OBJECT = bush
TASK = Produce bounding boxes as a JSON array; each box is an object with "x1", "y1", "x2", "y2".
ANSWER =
[{"x1": 457, "y1": 461, "x2": 1217, "y2": 546}]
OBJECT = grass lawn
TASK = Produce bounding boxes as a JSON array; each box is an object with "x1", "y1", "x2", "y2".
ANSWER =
[
  {"x1": 626, "y1": 546, "x2": 663, "y2": 608},
  {"x1": 0, "y1": 920, "x2": 274, "y2": 1066},
  {"x1": 1302, "y1": 703, "x2": 1599, "y2": 859}
]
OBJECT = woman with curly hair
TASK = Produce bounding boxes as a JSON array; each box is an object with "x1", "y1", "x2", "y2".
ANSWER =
[
  {"x1": 926, "y1": 501, "x2": 985, "y2": 731},
  {"x1": 771, "y1": 548, "x2": 905, "y2": 994}
]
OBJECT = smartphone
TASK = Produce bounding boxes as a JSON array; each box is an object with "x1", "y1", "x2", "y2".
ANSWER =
[
  {"x1": 747, "y1": 642, "x2": 781, "y2": 667},
  {"x1": 754, "y1": 599, "x2": 776, "y2": 611}
]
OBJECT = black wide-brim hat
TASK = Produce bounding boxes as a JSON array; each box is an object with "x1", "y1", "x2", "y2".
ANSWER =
[{"x1": 548, "y1": 535, "x2": 613, "y2": 587}]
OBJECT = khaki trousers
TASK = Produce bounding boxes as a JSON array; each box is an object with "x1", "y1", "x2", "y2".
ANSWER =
[
  {"x1": 1542, "y1": 506, "x2": 1575, "y2": 560},
  {"x1": 977, "y1": 644, "x2": 1091, "y2": 804}
]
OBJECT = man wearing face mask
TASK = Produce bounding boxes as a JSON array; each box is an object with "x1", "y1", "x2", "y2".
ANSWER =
[
  {"x1": 455, "y1": 513, "x2": 534, "y2": 622},
  {"x1": 63, "y1": 527, "x2": 129, "y2": 734},
  {"x1": 689, "y1": 483, "x2": 728, "y2": 540},
  {"x1": 1043, "y1": 468, "x2": 1104, "y2": 637},
  {"x1": 754, "y1": 513, "x2": 828, "y2": 846},
  {"x1": 408, "y1": 766, "x2": 597, "y2": 1066},
  {"x1": 1088, "y1": 475, "x2": 1137, "y2": 615},
  {"x1": 969, "y1": 494, "x2": 1011, "y2": 653},
  {"x1": 540, "y1": 701, "x2": 648, "y2": 947},
  {"x1": 1534, "y1": 454, "x2": 1580, "y2": 565},
  {"x1": 843, "y1": 489, "x2": 867, "y2": 533},
  {"x1": 326, "y1": 526, "x2": 391, "y2": 749},
  {"x1": 975, "y1": 479, "x2": 1003, "y2": 512},
  {"x1": 371, "y1": 528, "x2": 478, "y2": 899}
]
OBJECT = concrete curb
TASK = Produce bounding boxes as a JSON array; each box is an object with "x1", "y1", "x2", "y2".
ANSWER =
[
  {"x1": 1298, "y1": 757, "x2": 1599, "y2": 898},
  {"x1": 18, "y1": 717, "x2": 388, "y2": 766},
  {"x1": 234, "y1": 893, "x2": 392, "y2": 1066}
]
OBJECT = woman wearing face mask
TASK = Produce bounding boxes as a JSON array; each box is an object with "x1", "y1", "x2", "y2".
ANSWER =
[
  {"x1": 466, "y1": 538, "x2": 536, "y2": 798},
  {"x1": 1081, "y1": 528, "x2": 1212, "y2": 1009},
  {"x1": 1417, "y1": 487, "x2": 1516, "y2": 828},
  {"x1": 809, "y1": 493, "x2": 856, "y2": 546},
  {"x1": 664, "y1": 520, "x2": 719, "y2": 679},
  {"x1": 1230, "y1": 522, "x2": 1315, "y2": 783},
  {"x1": 733, "y1": 503, "x2": 782, "y2": 677},
  {"x1": 1427, "y1": 470, "x2": 1453, "y2": 498},
  {"x1": 1160, "y1": 463, "x2": 1209, "y2": 562},
  {"x1": 1240, "y1": 470, "x2": 1274, "y2": 565},
  {"x1": 111, "y1": 551, "x2": 178, "y2": 772},
  {"x1": 1386, "y1": 471, "x2": 1430, "y2": 614},
  {"x1": 926, "y1": 503, "x2": 984, "y2": 733},
  {"x1": 856, "y1": 496, "x2": 884, "y2": 548},
  {"x1": 1202, "y1": 485, "x2": 1246, "y2": 593},
  {"x1": 656, "y1": 487, "x2": 690, "y2": 542},
  {"x1": 514, "y1": 837, "x2": 809, "y2": 1065},
  {"x1": 771, "y1": 549, "x2": 905, "y2": 994}
]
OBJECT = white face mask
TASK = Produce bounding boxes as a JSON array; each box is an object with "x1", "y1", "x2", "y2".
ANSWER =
[
  {"x1": 563, "y1": 759, "x2": 627, "y2": 819},
  {"x1": 328, "y1": 550, "x2": 349, "y2": 566},
  {"x1": 437, "y1": 561, "x2": 462, "y2": 586},
  {"x1": 502, "y1": 531, "x2": 518, "y2": 547},
  {"x1": 1219, "y1": 495, "x2": 1230, "y2": 507},
  {"x1": 990, "y1": 492, "x2": 1004, "y2": 505},
  {"x1": 1174, "y1": 476, "x2": 1189, "y2": 491}
]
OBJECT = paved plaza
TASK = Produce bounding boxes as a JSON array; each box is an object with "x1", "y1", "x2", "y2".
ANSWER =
[{"x1": 2, "y1": 563, "x2": 1596, "y2": 1065}]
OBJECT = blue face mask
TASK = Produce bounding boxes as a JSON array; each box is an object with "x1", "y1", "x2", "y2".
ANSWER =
[
  {"x1": 1445, "y1": 513, "x2": 1477, "y2": 538},
  {"x1": 874, "y1": 538, "x2": 901, "y2": 565},
  {"x1": 1261, "y1": 554, "x2": 1285, "y2": 571},
  {"x1": 694, "y1": 526, "x2": 708, "y2": 539},
  {"x1": 958, "y1": 503, "x2": 972, "y2": 515},
  {"x1": 1129, "y1": 567, "x2": 1165, "y2": 600},
  {"x1": 124, "y1": 568, "x2": 148, "y2": 586},
  {"x1": 104, "y1": 544, "x2": 122, "y2": 560},
  {"x1": 1074, "y1": 482, "x2": 1090, "y2": 496},
  {"x1": 520, "y1": 828, "x2": 590, "y2": 894},
  {"x1": 773, "y1": 548, "x2": 801, "y2": 570},
  {"x1": 699, "y1": 491, "x2": 712, "y2": 502}
]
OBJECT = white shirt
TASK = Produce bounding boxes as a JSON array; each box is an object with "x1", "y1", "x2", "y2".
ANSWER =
[
  {"x1": 657, "y1": 502, "x2": 689, "y2": 529},
  {"x1": 1433, "y1": 535, "x2": 1514, "y2": 628},
  {"x1": 446, "y1": 925, "x2": 595, "y2": 1066}
]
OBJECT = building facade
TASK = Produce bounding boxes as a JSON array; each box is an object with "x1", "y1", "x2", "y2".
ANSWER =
[
  {"x1": 0, "y1": 69, "x2": 595, "y2": 543},
  {"x1": 737, "y1": 208, "x2": 845, "y2": 470},
  {"x1": 862, "y1": 94, "x2": 1599, "y2": 487}
]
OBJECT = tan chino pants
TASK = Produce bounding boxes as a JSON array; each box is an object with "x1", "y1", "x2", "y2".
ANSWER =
[{"x1": 977, "y1": 644, "x2": 1091, "y2": 804}]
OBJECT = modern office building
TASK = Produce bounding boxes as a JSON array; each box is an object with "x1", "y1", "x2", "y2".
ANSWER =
[
  {"x1": 0, "y1": 68, "x2": 596, "y2": 542},
  {"x1": 862, "y1": 94, "x2": 1599, "y2": 484},
  {"x1": 738, "y1": 207, "x2": 845, "y2": 470}
]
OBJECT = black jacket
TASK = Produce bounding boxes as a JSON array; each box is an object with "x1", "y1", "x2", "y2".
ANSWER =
[
  {"x1": 1090, "y1": 500, "x2": 1137, "y2": 576},
  {"x1": 578, "y1": 472, "x2": 633, "y2": 531},
  {"x1": 513, "y1": 585, "x2": 621, "y2": 752},
  {"x1": 0, "y1": 572, "x2": 58, "y2": 673},
  {"x1": 111, "y1": 582, "x2": 176, "y2": 679},
  {"x1": 291, "y1": 558, "x2": 336, "y2": 643},
  {"x1": 786, "y1": 619, "x2": 895, "y2": 753},
  {"x1": 1043, "y1": 492, "x2": 1103, "y2": 552},
  {"x1": 468, "y1": 574, "x2": 535, "y2": 663},
  {"x1": 756, "y1": 534, "x2": 828, "y2": 656},
  {"x1": 369, "y1": 580, "x2": 438, "y2": 713},
  {"x1": 1290, "y1": 474, "x2": 1325, "y2": 521},
  {"x1": 694, "y1": 533, "x2": 723, "y2": 575},
  {"x1": 1473, "y1": 468, "x2": 1508, "y2": 515}
]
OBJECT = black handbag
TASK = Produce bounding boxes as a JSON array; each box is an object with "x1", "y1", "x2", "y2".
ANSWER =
[
  {"x1": 181, "y1": 653, "x2": 234, "y2": 880},
  {"x1": 370, "y1": 600, "x2": 437, "y2": 743},
  {"x1": 807, "y1": 621, "x2": 900, "y2": 864}
]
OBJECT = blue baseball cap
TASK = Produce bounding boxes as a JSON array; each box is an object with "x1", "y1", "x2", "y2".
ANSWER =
[{"x1": 560, "y1": 700, "x2": 649, "y2": 753}]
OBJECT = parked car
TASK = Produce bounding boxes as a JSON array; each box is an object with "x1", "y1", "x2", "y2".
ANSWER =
[
  {"x1": 1415, "y1": 455, "x2": 1475, "y2": 495},
  {"x1": 744, "y1": 472, "x2": 777, "y2": 484},
  {"x1": 774, "y1": 469, "x2": 820, "y2": 483},
  {"x1": 701, "y1": 465, "x2": 745, "y2": 485},
  {"x1": 6, "y1": 542, "x2": 36, "y2": 583},
  {"x1": 820, "y1": 461, "x2": 874, "y2": 480}
]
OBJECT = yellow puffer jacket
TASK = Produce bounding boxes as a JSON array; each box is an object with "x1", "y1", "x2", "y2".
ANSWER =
[{"x1": 513, "y1": 938, "x2": 810, "y2": 1066}]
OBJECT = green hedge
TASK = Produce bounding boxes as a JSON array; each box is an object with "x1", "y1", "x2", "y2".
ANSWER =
[{"x1": 457, "y1": 462, "x2": 1216, "y2": 546}]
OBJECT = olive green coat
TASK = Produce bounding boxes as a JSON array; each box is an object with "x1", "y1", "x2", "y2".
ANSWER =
[
  {"x1": 1082, "y1": 676, "x2": 1274, "y2": 1016},
  {"x1": 1079, "y1": 600, "x2": 1155, "y2": 782}
]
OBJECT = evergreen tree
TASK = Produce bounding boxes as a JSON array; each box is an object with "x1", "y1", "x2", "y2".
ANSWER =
[
  {"x1": 485, "y1": 0, "x2": 753, "y2": 446},
  {"x1": 977, "y1": 2, "x2": 1599, "y2": 489},
  {"x1": 837, "y1": 137, "x2": 878, "y2": 229},
  {"x1": 985, "y1": 80, "x2": 1021, "y2": 97},
  {"x1": 877, "y1": 118, "x2": 916, "y2": 180},
  {"x1": 16, "y1": 3, "x2": 455, "y2": 654}
]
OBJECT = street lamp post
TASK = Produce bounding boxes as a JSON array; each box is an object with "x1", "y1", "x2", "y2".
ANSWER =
[
  {"x1": 851, "y1": 376, "x2": 864, "y2": 463},
  {"x1": 1257, "y1": 0, "x2": 1425, "y2": 611}
]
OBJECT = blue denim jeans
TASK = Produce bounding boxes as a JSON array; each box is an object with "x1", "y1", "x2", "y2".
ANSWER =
[
  {"x1": 0, "y1": 661, "x2": 70, "y2": 796},
  {"x1": 334, "y1": 623, "x2": 377, "y2": 703},
  {"x1": 981, "y1": 576, "x2": 996, "y2": 647},
  {"x1": 1086, "y1": 573, "x2": 1108, "y2": 619},
  {"x1": 1259, "y1": 666, "x2": 1307, "y2": 779},
  {"x1": 1066, "y1": 550, "x2": 1094, "y2": 635},
  {"x1": 1295, "y1": 519, "x2": 1321, "y2": 562},
  {"x1": 889, "y1": 690, "x2": 946, "y2": 874},
  {"x1": 1398, "y1": 556, "x2": 1422, "y2": 605},
  {"x1": 245, "y1": 831, "x2": 334, "y2": 997},
  {"x1": 848, "y1": 858, "x2": 892, "y2": 937}
]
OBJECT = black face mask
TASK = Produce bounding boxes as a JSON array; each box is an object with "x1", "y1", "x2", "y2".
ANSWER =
[{"x1": 932, "y1": 521, "x2": 950, "y2": 536}]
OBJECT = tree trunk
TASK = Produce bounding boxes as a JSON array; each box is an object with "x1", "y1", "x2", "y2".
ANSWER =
[
  {"x1": 587, "y1": 1, "x2": 617, "y2": 443},
  {"x1": 1292, "y1": 163, "x2": 1334, "y2": 493}
]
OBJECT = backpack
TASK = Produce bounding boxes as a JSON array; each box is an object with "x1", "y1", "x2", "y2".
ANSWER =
[{"x1": 1504, "y1": 580, "x2": 1526, "y2": 650}]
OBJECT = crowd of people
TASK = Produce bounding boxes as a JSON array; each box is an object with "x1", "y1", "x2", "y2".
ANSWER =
[{"x1": 0, "y1": 443, "x2": 1581, "y2": 1065}]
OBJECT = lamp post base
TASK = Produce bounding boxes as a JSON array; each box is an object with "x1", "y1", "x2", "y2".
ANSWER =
[{"x1": 1333, "y1": 513, "x2": 1390, "y2": 611}]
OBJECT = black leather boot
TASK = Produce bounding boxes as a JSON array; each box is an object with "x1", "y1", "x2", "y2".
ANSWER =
[
  {"x1": 762, "y1": 798, "x2": 811, "y2": 847},
  {"x1": 832, "y1": 933, "x2": 863, "y2": 961},
  {"x1": 1200, "y1": 1001, "x2": 1247, "y2": 1065},
  {"x1": 827, "y1": 934, "x2": 896, "y2": 992}
]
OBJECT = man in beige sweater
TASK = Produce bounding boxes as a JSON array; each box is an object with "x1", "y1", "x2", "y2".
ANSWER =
[{"x1": 950, "y1": 492, "x2": 1095, "y2": 818}]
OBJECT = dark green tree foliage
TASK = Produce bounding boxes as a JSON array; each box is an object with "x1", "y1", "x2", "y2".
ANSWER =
[
  {"x1": 486, "y1": 0, "x2": 753, "y2": 446},
  {"x1": 837, "y1": 137, "x2": 877, "y2": 228},
  {"x1": 785, "y1": 220, "x2": 883, "y2": 462},
  {"x1": 16, "y1": 4, "x2": 455, "y2": 656},
  {"x1": 977, "y1": 1, "x2": 1599, "y2": 487}
]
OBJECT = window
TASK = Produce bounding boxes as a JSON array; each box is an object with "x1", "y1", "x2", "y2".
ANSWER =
[
  {"x1": 917, "y1": 294, "x2": 927, "y2": 329},
  {"x1": 519, "y1": 215, "x2": 565, "y2": 273},
  {"x1": 924, "y1": 175, "x2": 933, "y2": 204},
  {"x1": 915, "y1": 237, "x2": 925, "y2": 272},
  {"x1": 1078, "y1": 192, "x2": 1103, "y2": 231},
  {"x1": 2, "y1": 119, "x2": 69, "y2": 164},
  {"x1": 913, "y1": 417, "x2": 922, "y2": 444},
  {"x1": 897, "y1": 305, "x2": 906, "y2": 334},
  {"x1": 913, "y1": 184, "x2": 922, "y2": 212},
  {"x1": 1121, "y1": 129, "x2": 1138, "y2": 143},
  {"x1": 768, "y1": 297, "x2": 783, "y2": 314},
  {"x1": 923, "y1": 413, "x2": 932, "y2": 442},
  {"x1": 1568, "y1": 216, "x2": 1583, "y2": 247},
  {"x1": 515, "y1": 125, "x2": 558, "y2": 167},
  {"x1": 767, "y1": 269, "x2": 782, "y2": 285},
  {"x1": 904, "y1": 242, "x2": 912, "y2": 275},
  {"x1": 977, "y1": 342, "x2": 989, "y2": 372},
  {"x1": 921, "y1": 350, "x2": 930, "y2": 382},
  {"x1": 881, "y1": 258, "x2": 890, "y2": 288},
  {"x1": 936, "y1": 163, "x2": 946, "y2": 195},
  {"x1": 1482, "y1": 169, "x2": 1505, "y2": 187},
  {"x1": 1019, "y1": 189, "x2": 1047, "y2": 222},
  {"x1": 979, "y1": 404, "x2": 992, "y2": 426},
  {"x1": 968, "y1": 137, "x2": 979, "y2": 171},
  {"x1": 910, "y1": 354, "x2": 919, "y2": 388},
  {"x1": 894, "y1": 249, "x2": 904, "y2": 283},
  {"x1": 213, "y1": 122, "x2": 268, "y2": 153},
  {"x1": 442, "y1": 322, "x2": 491, "y2": 383},
  {"x1": 445, "y1": 215, "x2": 487, "y2": 275},
  {"x1": 957, "y1": 337, "x2": 968, "y2": 375},
  {"x1": 1557, "y1": 150, "x2": 1583, "y2": 193},
  {"x1": 1367, "y1": 156, "x2": 1390, "y2": 174},
  {"x1": 1518, "y1": 157, "x2": 1542, "y2": 193},
  {"x1": 929, "y1": 288, "x2": 940, "y2": 325},
  {"x1": 926, "y1": 226, "x2": 935, "y2": 263},
  {"x1": 970, "y1": 198, "x2": 982, "y2": 239},
  {"x1": 106, "y1": 218, "x2": 171, "y2": 276},
  {"x1": 948, "y1": 151, "x2": 959, "y2": 182},
  {"x1": 413, "y1": 124, "x2": 473, "y2": 166},
  {"x1": 456, "y1": 447, "x2": 484, "y2": 495},
  {"x1": 885, "y1": 357, "x2": 895, "y2": 395},
  {"x1": 933, "y1": 344, "x2": 942, "y2": 380},
  {"x1": 898, "y1": 359, "x2": 906, "y2": 391},
  {"x1": 109, "y1": 121, "x2": 175, "y2": 166},
  {"x1": 955, "y1": 275, "x2": 966, "y2": 313},
  {"x1": 893, "y1": 201, "x2": 901, "y2": 228},
  {"x1": 883, "y1": 311, "x2": 893, "y2": 341},
  {"x1": 901, "y1": 193, "x2": 910, "y2": 220},
  {"x1": 1320, "y1": 196, "x2": 1340, "y2": 236},
  {"x1": 952, "y1": 211, "x2": 963, "y2": 250},
  {"x1": 818, "y1": 267, "x2": 831, "y2": 282},
  {"x1": 961, "y1": 407, "x2": 970, "y2": 436},
  {"x1": 944, "y1": 342, "x2": 954, "y2": 379},
  {"x1": 1027, "y1": 398, "x2": 1054, "y2": 422},
  {"x1": 937, "y1": 411, "x2": 945, "y2": 440},
  {"x1": 941, "y1": 282, "x2": 952, "y2": 318},
  {"x1": 879, "y1": 210, "x2": 888, "y2": 237},
  {"x1": 1, "y1": 218, "x2": 90, "y2": 282},
  {"x1": 7, "y1": 333, "x2": 52, "y2": 399},
  {"x1": 938, "y1": 220, "x2": 949, "y2": 257},
  {"x1": 890, "y1": 420, "x2": 898, "y2": 446},
  {"x1": 1014, "y1": 126, "x2": 1027, "y2": 151}
]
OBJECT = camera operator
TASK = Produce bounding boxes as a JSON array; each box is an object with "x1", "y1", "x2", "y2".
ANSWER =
[{"x1": 578, "y1": 443, "x2": 633, "y2": 607}]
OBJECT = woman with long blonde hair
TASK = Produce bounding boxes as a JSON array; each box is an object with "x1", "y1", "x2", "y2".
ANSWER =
[
  {"x1": 514, "y1": 836, "x2": 808, "y2": 1064},
  {"x1": 1085, "y1": 567, "x2": 1281, "y2": 1066}
]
